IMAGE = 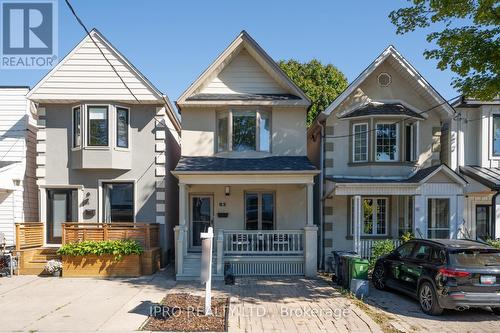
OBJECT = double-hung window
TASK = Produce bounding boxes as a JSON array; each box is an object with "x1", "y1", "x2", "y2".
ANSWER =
[
  {"x1": 493, "y1": 114, "x2": 500, "y2": 156},
  {"x1": 72, "y1": 106, "x2": 81, "y2": 148},
  {"x1": 116, "y1": 106, "x2": 129, "y2": 148},
  {"x1": 87, "y1": 106, "x2": 109, "y2": 146},
  {"x1": 217, "y1": 110, "x2": 271, "y2": 152},
  {"x1": 351, "y1": 197, "x2": 388, "y2": 236},
  {"x1": 353, "y1": 123, "x2": 368, "y2": 162},
  {"x1": 376, "y1": 123, "x2": 398, "y2": 161}
]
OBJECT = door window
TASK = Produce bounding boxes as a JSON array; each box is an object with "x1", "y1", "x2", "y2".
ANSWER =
[
  {"x1": 47, "y1": 189, "x2": 77, "y2": 244},
  {"x1": 395, "y1": 242, "x2": 415, "y2": 259},
  {"x1": 191, "y1": 196, "x2": 212, "y2": 247},
  {"x1": 411, "y1": 243, "x2": 433, "y2": 261},
  {"x1": 245, "y1": 192, "x2": 275, "y2": 230}
]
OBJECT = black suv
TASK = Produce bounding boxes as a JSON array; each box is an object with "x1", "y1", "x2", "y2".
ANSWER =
[{"x1": 372, "y1": 239, "x2": 500, "y2": 315}]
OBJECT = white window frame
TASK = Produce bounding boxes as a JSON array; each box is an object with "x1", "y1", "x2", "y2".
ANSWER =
[
  {"x1": 352, "y1": 122, "x2": 369, "y2": 162},
  {"x1": 490, "y1": 112, "x2": 500, "y2": 158},
  {"x1": 351, "y1": 197, "x2": 388, "y2": 236},
  {"x1": 85, "y1": 104, "x2": 111, "y2": 149},
  {"x1": 115, "y1": 105, "x2": 131, "y2": 151},
  {"x1": 405, "y1": 121, "x2": 419, "y2": 162},
  {"x1": 71, "y1": 105, "x2": 82, "y2": 150},
  {"x1": 98, "y1": 179, "x2": 137, "y2": 223},
  {"x1": 375, "y1": 122, "x2": 399, "y2": 162}
]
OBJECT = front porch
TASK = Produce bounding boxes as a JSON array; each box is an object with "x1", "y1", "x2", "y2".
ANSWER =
[{"x1": 173, "y1": 171, "x2": 318, "y2": 280}]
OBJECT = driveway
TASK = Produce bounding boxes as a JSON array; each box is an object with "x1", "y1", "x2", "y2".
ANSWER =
[
  {"x1": 365, "y1": 285, "x2": 500, "y2": 333},
  {"x1": 0, "y1": 272, "x2": 381, "y2": 333}
]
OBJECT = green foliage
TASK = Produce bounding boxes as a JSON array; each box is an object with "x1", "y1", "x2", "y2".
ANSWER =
[
  {"x1": 278, "y1": 59, "x2": 348, "y2": 126},
  {"x1": 369, "y1": 240, "x2": 396, "y2": 270},
  {"x1": 400, "y1": 232, "x2": 415, "y2": 243},
  {"x1": 389, "y1": 0, "x2": 500, "y2": 100},
  {"x1": 486, "y1": 238, "x2": 500, "y2": 249},
  {"x1": 57, "y1": 240, "x2": 143, "y2": 261}
]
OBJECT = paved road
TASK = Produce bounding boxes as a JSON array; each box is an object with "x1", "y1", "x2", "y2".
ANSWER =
[{"x1": 366, "y1": 285, "x2": 500, "y2": 333}]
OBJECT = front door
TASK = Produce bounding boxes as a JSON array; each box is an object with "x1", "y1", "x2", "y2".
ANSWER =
[
  {"x1": 190, "y1": 195, "x2": 213, "y2": 249},
  {"x1": 47, "y1": 189, "x2": 77, "y2": 244}
]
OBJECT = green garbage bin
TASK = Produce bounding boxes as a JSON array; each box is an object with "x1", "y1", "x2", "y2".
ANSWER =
[
  {"x1": 341, "y1": 254, "x2": 359, "y2": 289},
  {"x1": 350, "y1": 258, "x2": 369, "y2": 280}
]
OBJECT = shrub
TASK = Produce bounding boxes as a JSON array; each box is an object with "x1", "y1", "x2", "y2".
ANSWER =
[
  {"x1": 58, "y1": 239, "x2": 143, "y2": 261},
  {"x1": 486, "y1": 239, "x2": 500, "y2": 249},
  {"x1": 400, "y1": 232, "x2": 414, "y2": 243},
  {"x1": 369, "y1": 240, "x2": 396, "y2": 270}
]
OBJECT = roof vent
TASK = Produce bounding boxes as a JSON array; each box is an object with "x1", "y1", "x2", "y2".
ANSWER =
[{"x1": 377, "y1": 73, "x2": 392, "y2": 87}]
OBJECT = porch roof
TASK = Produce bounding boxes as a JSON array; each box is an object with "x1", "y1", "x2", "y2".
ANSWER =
[
  {"x1": 339, "y1": 102, "x2": 425, "y2": 119},
  {"x1": 174, "y1": 156, "x2": 318, "y2": 174},
  {"x1": 460, "y1": 166, "x2": 500, "y2": 190}
]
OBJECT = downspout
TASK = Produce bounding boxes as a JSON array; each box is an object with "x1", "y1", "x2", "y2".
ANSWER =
[
  {"x1": 317, "y1": 121, "x2": 325, "y2": 269},
  {"x1": 492, "y1": 191, "x2": 499, "y2": 240}
]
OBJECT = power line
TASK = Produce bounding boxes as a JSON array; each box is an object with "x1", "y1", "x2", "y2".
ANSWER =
[
  {"x1": 324, "y1": 95, "x2": 461, "y2": 140},
  {"x1": 64, "y1": 0, "x2": 141, "y2": 104}
]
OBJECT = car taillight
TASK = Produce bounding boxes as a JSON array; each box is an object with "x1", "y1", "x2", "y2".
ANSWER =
[{"x1": 438, "y1": 268, "x2": 470, "y2": 278}]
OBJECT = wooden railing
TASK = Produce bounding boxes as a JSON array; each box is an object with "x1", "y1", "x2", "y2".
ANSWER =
[
  {"x1": 223, "y1": 230, "x2": 303, "y2": 255},
  {"x1": 15, "y1": 223, "x2": 44, "y2": 250},
  {"x1": 62, "y1": 223, "x2": 160, "y2": 250},
  {"x1": 360, "y1": 239, "x2": 402, "y2": 259}
]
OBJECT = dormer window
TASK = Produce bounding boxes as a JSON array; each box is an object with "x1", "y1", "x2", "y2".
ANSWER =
[{"x1": 217, "y1": 110, "x2": 271, "y2": 153}]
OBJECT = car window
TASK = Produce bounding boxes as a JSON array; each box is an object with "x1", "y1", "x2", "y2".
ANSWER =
[
  {"x1": 396, "y1": 242, "x2": 415, "y2": 258},
  {"x1": 449, "y1": 249, "x2": 500, "y2": 267},
  {"x1": 412, "y1": 243, "x2": 433, "y2": 261},
  {"x1": 430, "y1": 247, "x2": 446, "y2": 264}
]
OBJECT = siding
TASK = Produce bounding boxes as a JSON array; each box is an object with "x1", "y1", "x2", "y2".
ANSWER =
[
  {"x1": 29, "y1": 33, "x2": 160, "y2": 102},
  {"x1": 199, "y1": 49, "x2": 287, "y2": 95}
]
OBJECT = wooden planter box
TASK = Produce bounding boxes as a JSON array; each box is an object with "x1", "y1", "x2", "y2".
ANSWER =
[{"x1": 62, "y1": 254, "x2": 141, "y2": 277}]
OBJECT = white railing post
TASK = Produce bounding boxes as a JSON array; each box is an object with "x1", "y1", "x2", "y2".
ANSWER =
[
  {"x1": 304, "y1": 226, "x2": 318, "y2": 278},
  {"x1": 216, "y1": 230, "x2": 224, "y2": 276},
  {"x1": 174, "y1": 225, "x2": 184, "y2": 275}
]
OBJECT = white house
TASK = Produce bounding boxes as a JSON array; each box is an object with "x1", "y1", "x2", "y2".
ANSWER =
[{"x1": 0, "y1": 87, "x2": 38, "y2": 246}]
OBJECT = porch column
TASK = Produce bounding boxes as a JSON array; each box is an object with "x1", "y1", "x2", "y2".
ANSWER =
[
  {"x1": 414, "y1": 195, "x2": 426, "y2": 238},
  {"x1": 453, "y1": 195, "x2": 465, "y2": 239},
  {"x1": 307, "y1": 183, "x2": 314, "y2": 226},
  {"x1": 352, "y1": 195, "x2": 361, "y2": 254},
  {"x1": 178, "y1": 183, "x2": 188, "y2": 261}
]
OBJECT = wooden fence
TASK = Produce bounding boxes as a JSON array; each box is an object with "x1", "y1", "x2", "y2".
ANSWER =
[
  {"x1": 62, "y1": 223, "x2": 160, "y2": 250},
  {"x1": 15, "y1": 223, "x2": 44, "y2": 250}
]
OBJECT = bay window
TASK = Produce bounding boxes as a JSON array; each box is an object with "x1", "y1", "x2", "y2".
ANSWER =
[
  {"x1": 72, "y1": 106, "x2": 81, "y2": 148},
  {"x1": 116, "y1": 106, "x2": 129, "y2": 148},
  {"x1": 376, "y1": 123, "x2": 398, "y2": 161},
  {"x1": 87, "y1": 106, "x2": 109, "y2": 146},
  {"x1": 217, "y1": 110, "x2": 271, "y2": 152},
  {"x1": 351, "y1": 197, "x2": 388, "y2": 236},
  {"x1": 405, "y1": 122, "x2": 418, "y2": 162},
  {"x1": 353, "y1": 123, "x2": 368, "y2": 162}
]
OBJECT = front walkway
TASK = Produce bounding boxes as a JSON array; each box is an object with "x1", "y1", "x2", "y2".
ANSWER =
[{"x1": 0, "y1": 271, "x2": 381, "y2": 332}]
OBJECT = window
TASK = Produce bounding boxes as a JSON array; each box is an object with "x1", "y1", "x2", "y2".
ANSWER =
[
  {"x1": 405, "y1": 122, "x2": 417, "y2": 162},
  {"x1": 217, "y1": 110, "x2": 270, "y2": 152},
  {"x1": 351, "y1": 197, "x2": 388, "y2": 236},
  {"x1": 427, "y1": 198, "x2": 450, "y2": 238},
  {"x1": 87, "y1": 106, "x2": 109, "y2": 146},
  {"x1": 399, "y1": 196, "x2": 414, "y2": 237},
  {"x1": 103, "y1": 182, "x2": 134, "y2": 222},
  {"x1": 376, "y1": 123, "x2": 398, "y2": 161},
  {"x1": 353, "y1": 123, "x2": 368, "y2": 162},
  {"x1": 493, "y1": 115, "x2": 500, "y2": 156},
  {"x1": 72, "y1": 106, "x2": 81, "y2": 148},
  {"x1": 476, "y1": 205, "x2": 491, "y2": 241},
  {"x1": 116, "y1": 107, "x2": 129, "y2": 148},
  {"x1": 245, "y1": 192, "x2": 274, "y2": 230}
]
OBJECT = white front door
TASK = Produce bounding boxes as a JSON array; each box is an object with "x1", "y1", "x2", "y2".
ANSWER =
[{"x1": 190, "y1": 195, "x2": 213, "y2": 249}]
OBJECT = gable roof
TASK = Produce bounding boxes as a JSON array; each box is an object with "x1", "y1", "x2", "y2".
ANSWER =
[
  {"x1": 27, "y1": 29, "x2": 164, "y2": 104},
  {"x1": 339, "y1": 102, "x2": 425, "y2": 120},
  {"x1": 176, "y1": 31, "x2": 310, "y2": 108},
  {"x1": 318, "y1": 45, "x2": 454, "y2": 121}
]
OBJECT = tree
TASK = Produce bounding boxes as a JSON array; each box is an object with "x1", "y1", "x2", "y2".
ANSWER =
[
  {"x1": 278, "y1": 59, "x2": 348, "y2": 126},
  {"x1": 389, "y1": 0, "x2": 499, "y2": 100}
]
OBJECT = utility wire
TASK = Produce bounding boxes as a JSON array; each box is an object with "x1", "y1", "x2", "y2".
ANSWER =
[
  {"x1": 324, "y1": 95, "x2": 461, "y2": 140},
  {"x1": 64, "y1": 0, "x2": 141, "y2": 104}
]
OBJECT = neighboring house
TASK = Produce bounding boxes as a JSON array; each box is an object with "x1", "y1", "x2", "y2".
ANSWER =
[
  {"x1": 0, "y1": 87, "x2": 38, "y2": 246},
  {"x1": 26, "y1": 29, "x2": 181, "y2": 262},
  {"x1": 173, "y1": 31, "x2": 319, "y2": 280},
  {"x1": 454, "y1": 98, "x2": 500, "y2": 240},
  {"x1": 308, "y1": 46, "x2": 467, "y2": 266}
]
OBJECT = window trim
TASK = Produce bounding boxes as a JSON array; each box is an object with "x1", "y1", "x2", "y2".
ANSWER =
[
  {"x1": 375, "y1": 122, "x2": 399, "y2": 162},
  {"x1": 244, "y1": 191, "x2": 276, "y2": 230},
  {"x1": 351, "y1": 196, "x2": 388, "y2": 236},
  {"x1": 352, "y1": 122, "x2": 369, "y2": 163},
  {"x1": 71, "y1": 105, "x2": 82, "y2": 149},
  {"x1": 86, "y1": 104, "x2": 110, "y2": 147},
  {"x1": 115, "y1": 105, "x2": 130, "y2": 150},
  {"x1": 216, "y1": 109, "x2": 271, "y2": 153},
  {"x1": 98, "y1": 179, "x2": 136, "y2": 223}
]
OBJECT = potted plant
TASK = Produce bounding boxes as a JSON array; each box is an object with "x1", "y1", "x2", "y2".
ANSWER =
[{"x1": 45, "y1": 259, "x2": 62, "y2": 277}]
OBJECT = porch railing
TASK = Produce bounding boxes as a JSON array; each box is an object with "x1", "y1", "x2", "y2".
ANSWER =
[
  {"x1": 360, "y1": 239, "x2": 402, "y2": 259},
  {"x1": 62, "y1": 223, "x2": 160, "y2": 250},
  {"x1": 223, "y1": 230, "x2": 304, "y2": 255},
  {"x1": 15, "y1": 223, "x2": 44, "y2": 250}
]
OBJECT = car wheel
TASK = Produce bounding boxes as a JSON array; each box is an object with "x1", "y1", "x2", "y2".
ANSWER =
[
  {"x1": 492, "y1": 307, "x2": 500, "y2": 316},
  {"x1": 419, "y1": 281, "x2": 443, "y2": 316},
  {"x1": 372, "y1": 264, "x2": 386, "y2": 290}
]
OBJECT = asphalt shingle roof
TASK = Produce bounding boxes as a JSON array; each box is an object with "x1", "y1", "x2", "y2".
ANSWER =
[
  {"x1": 327, "y1": 164, "x2": 445, "y2": 183},
  {"x1": 340, "y1": 102, "x2": 425, "y2": 119},
  {"x1": 174, "y1": 156, "x2": 317, "y2": 173},
  {"x1": 186, "y1": 93, "x2": 301, "y2": 101},
  {"x1": 460, "y1": 166, "x2": 500, "y2": 189}
]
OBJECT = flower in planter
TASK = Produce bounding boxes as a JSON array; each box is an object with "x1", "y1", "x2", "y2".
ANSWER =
[{"x1": 45, "y1": 259, "x2": 62, "y2": 274}]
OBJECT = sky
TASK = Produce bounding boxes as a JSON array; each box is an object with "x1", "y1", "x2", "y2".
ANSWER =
[{"x1": 0, "y1": 0, "x2": 460, "y2": 103}]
